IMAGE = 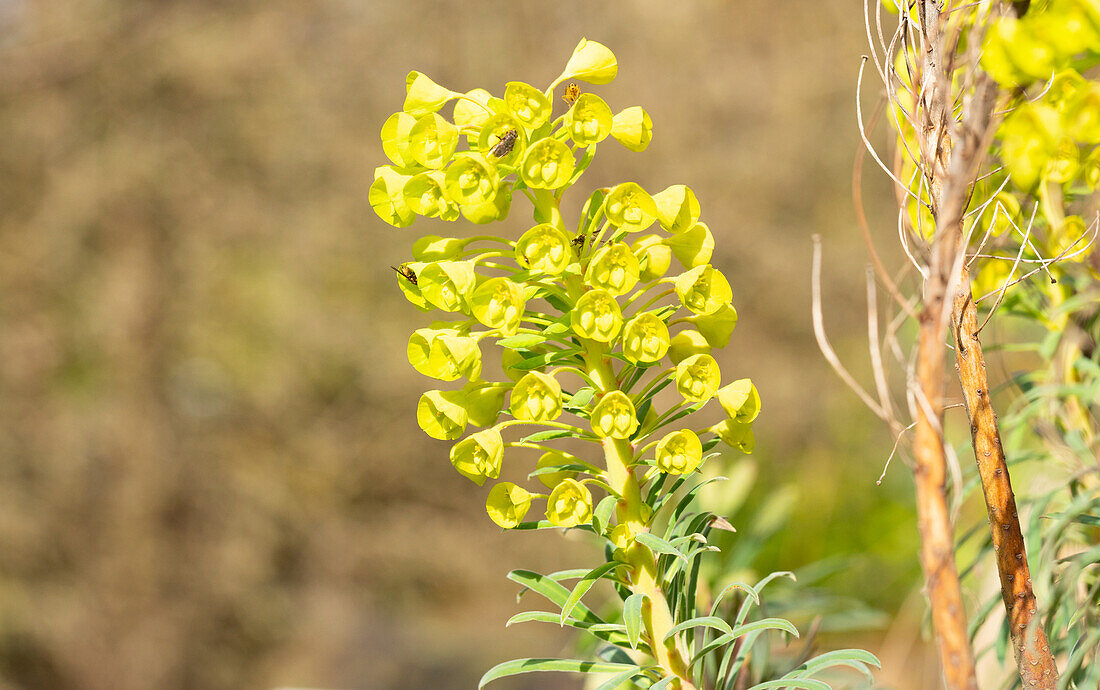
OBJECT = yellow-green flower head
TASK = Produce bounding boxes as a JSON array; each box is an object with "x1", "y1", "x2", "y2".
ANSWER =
[
  {"x1": 403, "y1": 71, "x2": 459, "y2": 116},
  {"x1": 653, "y1": 184, "x2": 701, "y2": 234},
  {"x1": 393, "y1": 261, "x2": 429, "y2": 312},
  {"x1": 546, "y1": 478, "x2": 594, "y2": 528},
  {"x1": 408, "y1": 113, "x2": 460, "y2": 170},
  {"x1": 370, "y1": 166, "x2": 414, "y2": 228},
  {"x1": 1048, "y1": 70, "x2": 1088, "y2": 110},
  {"x1": 610, "y1": 522, "x2": 642, "y2": 550},
  {"x1": 977, "y1": 192, "x2": 1020, "y2": 237},
  {"x1": 444, "y1": 153, "x2": 499, "y2": 206},
  {"x1": 712, "y1": 419, "x2": 755, "y2": 454},
  {"x1": 718, "y1": 378, "x2": 761, "y2": 423},
  {"x1": 516, "y1": 224, "x2": 573, "y2": 275},
  {"x1": 449, "y1": 428, "x2": 504, "y2": 485},
  {"x1": 478, "y1": 114, "x2": 527, "y2": 166},
  {"x1": 521, "y1": 138, "x2": 576, "y2": 190},
  {"x1": 460, "y1": 381, "x2": 508, "y2": 427},
  {"x1": 1045, "y1": 138, "x2": 1081, "y2": 184},
  {"x1": 510, "y1": 371, "x2": 563, "y2": 422},
  {"x1": 668, "y1": 329, "x2": 712, "y2": 365},
  {"x1": 666, "y1": 222, "x2": 714, "y2": 268},
  {"x1": 486, "y1": 482, "x2": 532, "y2": 529},
  {"x1": 1048, "y1": 215, "x2": 1088, "y2": 260},
  {"x1": 535, "y1": 450, "x2": 580, "y2": 489},
  {"x1": 622, "y1": 312, "x2": 671, "y2": 364},
  {"x1": 453, "y1": 88, "x2": 494, "y2": 132},
  {"x1": 461, "y1": 181, "x2": 513, "y2": 225},
  {"x1": 585, "y1": 242, "x2": 640, "y2": 295},
  {"x1": 1084, "y1": 146, "x2": 1100, "y2": 188},
  {"x1": 407, "y1": 329, "x2": 482, "y2": 381},
  {"x1": 655, "y1": 429, "x2": 704, "y2": 475},
  {"x1": 571, "y1": 289, "x2": 623, "y2": 342},
  {"x1": 404, "y1": 171, "x2": 460, "y2": 221},
  {"x1": 566, "y1": 93, "x2": 613, "y2": 146},
  {"x1": 504, "y1": 81, "x2": 552, "y2": 129},
  {"x1": 611, "y1": 106, "x2": 653, "y2": 152},
  {"x1": 972, "y1": 258, "x2": 1014, "y2": 298},
  {"x1": 470, "y1": 277, "x2": 525, "y2": 335},
  {"x1": 560, "y1": 38, "x2": 618, "y2": 85},
  {"x1": 685, "y1": 304, "x2": 738, "y2": 349},
  {"x1": 606, "y1": 182, "x2": 657, "y2": 233},
  {"x1": 1000, "y1": 103, "x2": 1061, "y2": 190},
  {"x1": 380, "y1": 112, "x2": 419, "y2": 168},
  {"x1": 674, "y1": 264, "x2": 733, "y2": 316},
  {"x1": 417, "y1": 389, "x2": 468, "y2": 440},
  {"x1": 1065, "y1": 84, "x2": 1100, "y2": 144},
  {"x1": 633, "y1": 235, "x2": 672, "y2": 281},
  {"x1": 418, "y1": 261, "x2": 476, "y2": 312},
  {"x1": 675, "y1": 353, "x2": 721, "y2": 402},
  {"x1": 412, "y1": 235, "x2": 467, "y2": 262},
  {"x1": 591, "y1": 390, "x2": 639, "y2": 439}
]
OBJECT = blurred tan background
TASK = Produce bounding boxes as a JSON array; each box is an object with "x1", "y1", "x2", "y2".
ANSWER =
[{"x1": 0, "y1": 1, "x2": 949, "y2": 688}]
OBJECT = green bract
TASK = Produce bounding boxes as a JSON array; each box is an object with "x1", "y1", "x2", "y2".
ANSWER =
[
  {"x1": 712, "y1": 419, "x2": 755, "y2": 454},
  {"x1": 393, "y1": 261, "x2": 430, "y2": 311},
  {"x1": 718, "y1": 378, "x2": 761, "y2": 423},
  {"x1": 634, "y1": 235, "x2": 672, "y2": 281},
  {"x1": 591, "y1": 390, "x2": 639, "y2": 439},
  {"x1": 535, "y1": 450, "x2": 580, "y2": 489},
  {"x1": 404, "y1": 71, "x2": 459, "y2": 116},
  {"x1": 407, "y1": 329, "x2": 482, "y2": 382},
  {"x1": 486, "y1": 482, "x2": 532, "y2": 529},
  {"x1": 566, "y1": 93, "x2": 613, "y2": 146},
  {"x1": 444, "y1": 153, "x2": 499, "y2": 205},
  {"x1": 668, "y1": 329, "x2": 712, "y2": 364},
  {"x1": 450, "y1": 428, "x2": 504, "y2": 485},
  {"x1": 418, "y1": 261, "x2": 476, "y2": 312},
  {"x1": 545, "y1": 478, "x2": 593, "y2": 528},
  {"x1": 621, "y1": 312, "x2": 671, "y2": 364},
  {"x1": 461, "y1": 181, "x2": 513, "y2": 224},
  {"x1": 381, "y1": 112, "x2": 419, "y2": 168},
  {"x1": 470, "y1": 277, "x2": 525, "y2": 335},
  {"x1": 606, "y1": 182, "x2": 657, "y2": 232},
  {"x1": 674, "y1": 353, "x2": 721, "y2": 402},
  {"x1": 504, "y1": 81, "x2": 552, "y2": 129},
  {"x1": 370, "y1": 166, "x2": 415, "y2": 228},
  {"x1": 408, "y1": 113, "x2": 460, "y2": 170},
  {"x1": 655, "y1": 429, "x2": 703, "y2": 475},
  {"x1": 559, "y1": 37, "x2": 618, "y2": 85},
  {"x1": 460, "y1": 381, "x2": 508, "y2": 427},
  {"x1": 478, "y1": 113, "x2": 527, "y2": 165},
  {"x1": 404, "y1": 171, "x2": 459, "y2": 221},
  {"x1": 516, "y1": 224, "x2": 573, "y2": 275},
  {"x1": 571, "y1": 289, "x2": 623, "y2": 342},
  {"x1": 666, "y1": 222, "x2": 714, "y2": 268},
  {"x1": 685, "y1": 304, "x2": 739, "y2": 349},
  {"x1": 585, "y1": 242, "x2": 640, "y2": 295},
  {"x1": 453, "y1": 88, "x2": 494, "y2": 132},
  {"x1": 611, "y1": 106, "x2": 653, "y2": 152},
  {"x1": 673, "y1": 264, "x2": 733, "y2": 315},
  {"x1": 653, "y1": 185, "x2": 701, "y2": 234},
  {"x1": 510, "y1": 371, "x2": 563, "y2": 422},
  {"x1": 521, "y1": 138, "x2": 576, "y2": 189},
  {"x1": 412, "y1": 235, "x2": 467, "y2": 261},
  {"x1": 417, "y1": 389, "x2": 468, "y2": 440}
]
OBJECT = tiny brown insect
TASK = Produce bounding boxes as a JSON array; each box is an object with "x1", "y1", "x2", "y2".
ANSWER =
[
  {"x1": 490, "y1": 129, "x2": 518, "y2": 158},
  {"x1": 571, "y1": 233, "x2": 587, "y2": 255},
  {"x1": 391, "y1": 264, "x2": 418, "y2": 286},
  {"x1": 562, "y1": 82, "x2": 581, "y2": 105}
]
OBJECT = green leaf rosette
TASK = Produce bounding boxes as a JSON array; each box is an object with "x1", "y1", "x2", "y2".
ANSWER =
[
  {"x1": 380, "y1": 112, "x2": 420, "y2": 168},
  {"x1": 470, "y1": 277, "x2": 526, "y2": 335},
  {"x1": 546, "y1": 478, "x2": 594, "y2": 528},
  {"x1": 565, "y1": 93, "x2": 613, "y2": 146},
  {"x1": 591, "y1": 390, "x2": 639, "y2": 439},
  {"x1": 520, "y1": 138, "x2": 576, "y2": 190},
  {"x1": 417, "y1": 389, "x2": 468, "y2": 440},
  {"x1": 675, "y1": 353, "x2": 721, "y2": 402},
  {"x1": 655, "y1": 429, "x2": 703, "y2": 475},
  {"x1": 712, "y1": 419, "x2": 755, "y2": 454},
  {"x1": 605, "y1": 182, "x2": 657, "y2": 233},
  {"x1": 504, "y1": 81, "x2": 552, "y2": 129},
  {"x1": 584, "y1": 242, "x2": 640, "y2": 296},
  {"x1": 535, "y1": 450, "x2": 580, "y2": 489},
  {"x1": 370, "y1": 166, "x2": 415, "y2": 228},
  {"x1": 621, "y1": 312, "x2": 670, "y2": 364},
  {"x1": 653, "y1": 184, "x2": 701, "y2": 234},
  {"x1": 685, "y1": 304, "x2": 738, "y2": 349},
  {"x1": 666, "y1": 222, "x2": 714, "y2": 268},
  {"x1": 558, "y1": 38, "x2": 618, "y2": 86},
  {"x1": 450, "y1": 427, "x2": 504, "y2": 485},
  {"x1": 611, "y1": 106, "x2": 653, "y2": 152},
  {"x1": 444, "y1": 153, "x2": 499, "y2": 205},
  {"x1": 407, "y1": 329, "x2": 482, "y2": 382},
  {"x1": 404, "y1": 171, "x2": 460, "y2": 221},
  {"x1": 418, "y1": 261, "x2": 476, "y2": 312},
  {"x1": 478, "y1": 113, "x2": 527, "y2": 166},
  {"x1": 633, "y1": 235, "x2": 672, "y2": 281},
  {"x1": 403, "y1": 71, "x2": 459, "y2": 116},
  {"x1": 510, "y1": 371, "x2": 563, "y2": 422},
  {"x1": 673, "y1": 264, "x2": 733, "y2": 316},
  {"x1": 408, "y1": 113, "x2": 460, "y2": 169},
  {"x1": 516, "y1": 223, "x2": 573, "y2": 275},
  {"x1": 570, "y1": 289, "x2": 623, "y2": 342},
  {"x1": 668, "y1": 329, "x2": 712, "y2": 365},
  {"x1": 718, "y1": 378, "x2": 761, "y2": 423},
  {"x1": 486, "y1": 482, "x2": 532, "y2": 529},
  {"x1": 412, "y1": 235, "x2": 467, "y2": 261}
]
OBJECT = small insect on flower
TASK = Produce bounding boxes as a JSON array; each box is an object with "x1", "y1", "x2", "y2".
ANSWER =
[
  {"x1": 490, "y1": 129, "x2": 518, "y2": 158},
  {"x1": 391, "y1": 264, "x2": 418, "y2": 285},
  {"x1": 571, "y1": 233, "x2": 587, "y2": 256},
  {"x1": 562, "y1": 82, "x2": 581, "y2": 105}
]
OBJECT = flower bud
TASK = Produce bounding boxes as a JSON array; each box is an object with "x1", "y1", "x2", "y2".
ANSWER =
[
  {"x1": 718, "y1": 378, "x2": 761, "y2": 423},
  {"x1": 417, "y1": 261, "x2": 476, "y2": 312},
  {"x1": 571, "y1": 289, "x2": 623, "y2": 342},
  {"x1": 370, "y1": 166, "x2": 415, "y2": 228},
  {"x1": 408, "y1": 113, "x2": 459, "y2": 170},
  {"x1": 534, "y1": 450, "x2": 581, "y2": 490},
  {"x1": 521, "y1": 138, "x2": 576, "y2": 189},
  {"x1": 546, "y1": 479, "x2": 594, "y2": 528},
  {"x1": 673, "y1": 265, "x2": 733, "y2": 316},
  {"x1": 655, "y1": 429, "x2": 704, "y2": 475},
  {"x1": 653, "y1": 184, "x2": 701, "y2": 234},
  {"x1": 417, "y1": 389, "x2": 468, "y2": 440},
  {"x1": 504, "y1": 81, "x2": 552, "y2": 128},
  {"x1": 611, "y1": 106, "x2": 653, "y2": 152},
  {"x1": 565, "y1": 93, "x2": 613, "y2": 146},
  {"x1": 675, "y1": 354, "x2": 721, "y2": 402},
  {"x1": 591, "y1": 390, "x2": 639, "y2": 439},
  {"x1": 516, "y1": 224, "x2": 573, "y2": 275},
  {"x1": 622, "y1": 312, "x2": 671, "y2": 364},
  {"x1": 606, "y1": 182, "x2": 657, "y2": 233},
  {"x1": 486, "y1": 482, "x2": 532, "y2": 528},
  {"x1": 450, "y1": 428, "x2": 504, "y2": 485},
  {"x1": 470, "y1": 277, "x2": 525, "y2": 335},
  {"x1": 510, "y1": 371, "x2": 563, "y2": 422},
  {"x1": 585, "y1": 242, "x2": 640, "y2": 295},
  {"x1": 561, "y1": 38, "x2": 618, "y2": 85}
]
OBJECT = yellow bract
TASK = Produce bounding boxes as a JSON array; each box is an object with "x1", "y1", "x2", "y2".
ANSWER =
[{"x1": 486, "y1": 482, "x2": 532, "y2": 529}]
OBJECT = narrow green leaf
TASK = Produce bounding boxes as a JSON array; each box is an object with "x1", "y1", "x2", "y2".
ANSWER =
[
  {"x1": 507, "y1": 570, "x2": 605, "y2": 624},
  {"x1": 479, "y1": 658, "x2": 640, "y2": 688},
  {"x1": 520, "y1": 429, "x2": 575, "y2": 443},
  {"x1": 664, "y1": 615, "x2": 734, "y2": 641},
  {"x1": 498, "y1": 334, "x2": 548, "y2": 348},
  {"x1": 562, "y1": 562, "x2": 623, "y2": 624},
  {"x1": 789, "y1": 648, "x2": 881, "y2": 679},
  {"x1": 592, "y1": 495, "x2": 618, "y2": 535},
  {"x1": 747, "y1": 680, "x2": 829, "y2": 690},
  {"x1": 634, "y1": 532, "x2": 690, "y2": 566},
  {"x1": 649, "y1": 677, "x2": 678, "y2": 690},
  {"x1": 710, "y1": 581, "x2": 759, "y2": 616},
  {"x1": 567, "y1": 386, "x2": 596, "y2": 409},
  {"x1": 593, "y1": 665, "x2": 645, "y2": 690},
  {"x1": 623, "y1": 593, "x2": 647, "y2": 649}
]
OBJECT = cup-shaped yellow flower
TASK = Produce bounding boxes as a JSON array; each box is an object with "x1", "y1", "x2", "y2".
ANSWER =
[
  {"x1": 559, "y1": 38, "x2": 618, "y2": 85},
  {"x1": 407, "y1": 329, "x2": 481, "y2": 381},
  {"x1": 510, "y1": 371, "x2": 563, "y2": 422},
  {"x1": 453, "y1": 88, "x2": 494, "y2": 131},
  {"x1": 605, "y1": 182, "x2": 657, "y2": 233},
  {"x1": 403, "y1": 171, "x2": 459, "y2": 221},
  {"x1": 449, "y1": 427, "x2": 504, "y2": 485},
  {"x1": 633, "y1": 235, "x2": 672, "y2": 281},
  {"x1": 685, "y1": 304, "x2": 738, "y2": 349},
  {"x1": 668, "y1": 329, "x2": 712, "y2": 364},
  {"x1": 535, "y1": 450, "x2": 580, "y2": 489},
  {"x1": 412, "y1": 235, "x2": 467, "y2": 261},
  {"x1": 516, "y1": 223, "x2": 573, "y2": 275},
  {"x1": 417, "y1": 389, "x2": 469, "y2": 440},
  {"x1": 585, "y1": 242, "x2": 640, "y2": 296},
  {"x1": 504, "y1": 81, "x2": 552, "y2": 129},
  {"x1": 653, "y1": 184, "x2": 701, "y2": 234},
  {"x1": 470, "y1": 277, "x2": 525, "y2": 335},
  {"x1": 486, "y1": 482, "x2": 532, "y2": 529},
  {"x1": 444, "y1": 153, "x2": 499, "y2": 206},
  {"x1": 403, "y1": 71, "x2": 459, "y2": 116},
  {"x1": 461, "y1": 181, "x2": 513, "y2": 225},
  {"x1": 655, "y1": 429, "x2": 704, "y2": 475},
  {"x1": 459, "y1": 381, "x2": 508, "y2": 427},
  {"x1": 520, "y1": 138, "x2": 576, "y2": 190},
  {"x1": 565, "y1": 93, "x2": 613, "y2": 146},
  {"x1": 590, "y1": 390, "x2": 639, "y2": 439},
  {"x1": 610, "y1": 522, "x2": 642, "y2": 550},
  {"x1": 675, "y1": 353, "x2": 721, "y2": 402},
  {"x1": 1048, "y1": 215, "x2": 1089, "y2": 259},
  {"x1": 1000, "y1": 104, "x2": 1060, "y2": 190},
  {"x1": 718, "y1": 378, "x2": 761, "y2": 423},
  {"x1": 571, "y1": 289, "x2": 623, "y2": 343},
  {"x1": 478, "y1": 113, "x2": 527, "y2": 166},
  {"x1": 408, "y1": 113, "x2": 459, "y2": 170},
  {"x1": 1046, "y1": 138, "x2": 1081, "y2": 183},
  {"x1": 370, "y1": 166, "x2": 414, "y2": 228},
  {"x1": 712, "y1": 419, "x2": 755, "y2": 454},
  {"x1": 666, "y1": 222, "x2": 714, "y2": 268},
  {"x1": 622, "y1": 312, "x2": 671, "y2": 364},
  {"x1": 380, "y1": 112, "x2": 419, "y2": 168},
  {"x1": 611, "y1": 106, "x2": 653, "y2": 152},
  {"x1": 418, "y1": 261, "x2": 476, "y2": 313},
  {"x1": 546, "y1": 478, "x2": 594, "y2": 528},
  {"x1": 673, "y1": 265, "x2": 733, "y2": 316}
]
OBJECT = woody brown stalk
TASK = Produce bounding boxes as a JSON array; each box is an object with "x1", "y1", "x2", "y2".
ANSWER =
[{"x1": 952, "y1": 275, "x2": 1059, "y2": 688}]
